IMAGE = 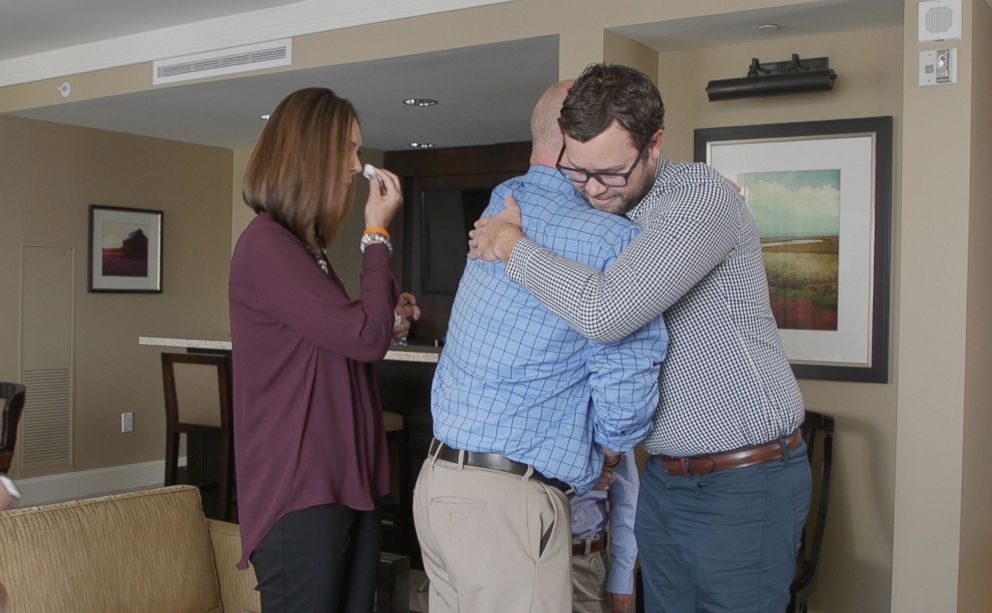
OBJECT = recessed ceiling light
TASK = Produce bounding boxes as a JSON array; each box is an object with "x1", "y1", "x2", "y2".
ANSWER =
[
  {"x1": 260, "y1": 113, "x2": 270, "y2": 120},
  {"x1": 409, "y1": 142, "x2": 436, "y2": 149},
  {"x1": 403, "y1": 98, "x2": 439, "y2": 107},
  {"x1": 755, "y1": 23, "x2": 781, "y2": 32}
]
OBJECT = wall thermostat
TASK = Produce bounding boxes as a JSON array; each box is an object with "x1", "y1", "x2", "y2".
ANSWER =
[{"x1": 919, "y1": 48, "x2": 957, "y2": 86}]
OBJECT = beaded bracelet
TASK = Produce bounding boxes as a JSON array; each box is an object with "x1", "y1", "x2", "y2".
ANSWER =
[{"x1": 360, "y1": 232, "x2": 394, "y2": 255}]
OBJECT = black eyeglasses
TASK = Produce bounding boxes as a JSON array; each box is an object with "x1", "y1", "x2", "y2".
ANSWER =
[{"x1": 555, "y1": 142, "x2": 649, "y2": 188}]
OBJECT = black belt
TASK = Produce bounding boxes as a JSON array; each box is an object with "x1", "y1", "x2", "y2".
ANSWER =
[{"x1": 429, "y1": 439, "x2": 575, "y2": 496}]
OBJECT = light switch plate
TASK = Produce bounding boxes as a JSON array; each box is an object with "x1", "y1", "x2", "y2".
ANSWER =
[{"x1": 121, "y1": 411, "x2": 134, "y2": 433}]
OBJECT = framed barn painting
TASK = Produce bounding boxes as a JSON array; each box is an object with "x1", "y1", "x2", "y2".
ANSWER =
[{"x1": 88, "y1": 205, "x2": 163, "y2": 293}]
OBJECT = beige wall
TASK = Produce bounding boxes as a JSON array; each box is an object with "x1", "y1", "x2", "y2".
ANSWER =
[
  {"x1": 655, "y1": 27, "x2": 903, "y2": 613},
  {"x1": 3, "y1": 1, "x2": 991, "y2": 611},
  {"x1": 890, "y1": 0, "x2": 980, "y2": 611},
  {"x1": 230, "y1": 148, "x2": 252, "y2": 254},
  {"x1": 0, "y1": 114, "x2": 233, "y2": 476},
  {"x1": 604, "y1": 31, "x2": 659, "y2": 83},
  {"x1": 959, "y1": 0, "x2": 992, "y2": 609}
]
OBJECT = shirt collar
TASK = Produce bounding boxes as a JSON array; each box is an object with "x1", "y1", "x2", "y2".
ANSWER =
[
  {"x1": 626, "y1": 158, "x2": 670, "y2": 224},
  {"x1": 524, "y1": 164, "x2": 575, "y2": 193}
]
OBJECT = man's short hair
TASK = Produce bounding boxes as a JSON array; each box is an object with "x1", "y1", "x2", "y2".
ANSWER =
[{"x1": 559, "y1": 63, "x2": 665, "y2": 150}]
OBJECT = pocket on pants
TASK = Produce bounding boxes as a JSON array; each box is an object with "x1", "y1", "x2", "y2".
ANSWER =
[
  {"x1": 532, "y1": 484, "x2": 563, "y2": 563},
  {"x1": 430, "y1": 496, "x2": 487, "y2": 510},
  {"x1": 429, "y1": 495, "x2": 488, "y2": 535},
  {"x1": 538, "y1": 517, "x2": 556, "y2": 559}
]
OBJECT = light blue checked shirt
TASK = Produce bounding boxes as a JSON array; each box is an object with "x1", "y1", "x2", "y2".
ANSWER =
[
  {"x1": 571, "y1": 451, "x2": 638, "y2": 594},
  {"x1": 431, "y1": 166, "x2": 667, "y2": 493}
]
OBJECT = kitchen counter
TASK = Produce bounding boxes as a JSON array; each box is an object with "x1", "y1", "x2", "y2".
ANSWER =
[
  {"x1": 140, "y1": 332, "x2": 436, "y2": 566},
  {"x1": 138, "y1": 335, "x2": 441, "y2": 363}
]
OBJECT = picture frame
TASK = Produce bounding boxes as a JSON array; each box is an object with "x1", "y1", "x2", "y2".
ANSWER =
[
  {"x1": 694, "y1": 116, "x2": 892, "y2": 383},
  {"x1": 87, "y1": 205, "x2": 163, "y2": 293}
]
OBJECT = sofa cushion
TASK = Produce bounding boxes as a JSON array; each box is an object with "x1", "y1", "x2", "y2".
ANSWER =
[
  {"x1": 0, "y1": 485, "x2": 222, "y2": 613},
  {"x1": 207, "y1": 519, "x2": 261, "y2": 613}
]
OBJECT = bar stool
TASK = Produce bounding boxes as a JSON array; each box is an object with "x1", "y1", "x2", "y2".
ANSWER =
[
  {"x1": 382, "y1": 411, "x2": 404, "y2": 506},
  {"x1": 0, "y1": 383, "x2": 26, "y2": 473},
  {"x1": 377, "y1": 410, "x2": 411, "y2": 612},
  {"x1": 160, "y1": 352, "x2": 235, "y2": 521}
]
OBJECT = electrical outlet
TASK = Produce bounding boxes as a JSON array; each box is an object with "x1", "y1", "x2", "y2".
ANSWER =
[{"x1": 121, "y1": 411, "x2": 134, "y2": 433}]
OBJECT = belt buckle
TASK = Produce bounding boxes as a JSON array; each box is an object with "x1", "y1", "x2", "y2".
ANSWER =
[
  {"x1": 572, "y1": 534, "x2": 599, "y2": 556},
  {"x1": 689, "y1": 457, "x2": 717, "y2": 475}
]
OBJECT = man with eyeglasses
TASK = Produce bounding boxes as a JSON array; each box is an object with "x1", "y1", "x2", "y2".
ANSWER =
[
  {"x1": 469, "y1": 63, "x2": 811, "y2": 613},
  {"x1": 413, "y1": 80, "x2": 667, "y2": 613}
]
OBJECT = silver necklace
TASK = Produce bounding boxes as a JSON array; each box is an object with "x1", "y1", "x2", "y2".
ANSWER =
[{"x1": 303, "y1": 242, "x2": 330, "y2": 275}]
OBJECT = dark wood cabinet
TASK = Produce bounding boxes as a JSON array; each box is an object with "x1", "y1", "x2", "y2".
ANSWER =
[
  {"x1": 375, "y1": 355, "x2": 438, "y2": 569},
  {"x1": 384, "y1": 142, "x2": 530, "y2": 344}
]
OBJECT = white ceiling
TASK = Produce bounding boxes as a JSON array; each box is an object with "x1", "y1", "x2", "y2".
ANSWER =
[
  {"x1": 0, "y1": 0, "x2": 306, "y2": 60},
  {"x1": 3, "y1": 0, "x2": 905, "y2": 152},
  {"x1": 11, "y1": 37, "x2": 560, "y2": 151}
]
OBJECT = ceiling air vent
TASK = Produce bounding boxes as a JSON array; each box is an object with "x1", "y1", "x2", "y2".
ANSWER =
[{"x1": 153, "y1": 38, "x2": 292, "y2": 85}]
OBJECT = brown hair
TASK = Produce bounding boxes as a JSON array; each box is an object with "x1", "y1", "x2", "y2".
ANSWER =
[
  {"x1": 559, "y1": 64, "x2": 664, "y2": 151},
  {"x1": 242, "y1": 87, "x2": 357, "y2": 248}
]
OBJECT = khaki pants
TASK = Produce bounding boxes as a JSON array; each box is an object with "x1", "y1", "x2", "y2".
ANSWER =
[
  {"x1": 571, "y1": 549, "x2": 610, "y2": 613},
  {"x1": 412, "y1": 452, "x2": 573, "y2": 613}
]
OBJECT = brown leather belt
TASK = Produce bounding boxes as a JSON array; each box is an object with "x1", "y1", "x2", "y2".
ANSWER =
[
  {"x1": 429, "y1": 439, "x2": 575, "y2": 496},
  {"x1": 572, "y1": 531, "x2": 607, "y2": 556},
  {"x1": 656, "y1": 429, "x2": 803, "y2": 476}
]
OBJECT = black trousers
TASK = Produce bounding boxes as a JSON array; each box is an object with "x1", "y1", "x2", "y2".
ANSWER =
[{"x1": 250, "y1": 503, "x2": 381, "y2": 613}]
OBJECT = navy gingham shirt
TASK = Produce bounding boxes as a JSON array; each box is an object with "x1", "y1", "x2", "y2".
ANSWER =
[
  {"x1": 432, "y1": 166, "x2": 667, "y2": 493},
  {"x1": 507, "y1": 160, "x2": 804, "y2": 457}
]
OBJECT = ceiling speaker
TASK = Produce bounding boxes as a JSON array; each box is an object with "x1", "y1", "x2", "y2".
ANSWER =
[{"x1": 918, "y1": 0, "x2": 962, "y2": 42}]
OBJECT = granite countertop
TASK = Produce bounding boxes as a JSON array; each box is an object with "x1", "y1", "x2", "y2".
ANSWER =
[{"x1": 138, "y1": 335, "x2": 441, "y2": 363}]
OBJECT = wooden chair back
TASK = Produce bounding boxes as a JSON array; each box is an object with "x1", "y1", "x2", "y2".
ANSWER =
[
  {"x1": 0, "y1": 382, "x2": 27, "y2": 472},
  {"x1": 788, "y1": 410, "x2": 835, "y2": 613},
  {"x1": 160, "y1": 353, "x2": 234, "y2": 520}
]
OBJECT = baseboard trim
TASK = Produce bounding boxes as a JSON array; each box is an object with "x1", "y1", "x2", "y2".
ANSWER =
[{"x1": 14, "y1": 457, "x2": 186, "y2": 507}]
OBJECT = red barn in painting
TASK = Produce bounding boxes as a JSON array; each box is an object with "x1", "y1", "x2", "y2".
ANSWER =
[{"x1": 121, "y1": 228, "x2": 147, "y2": 260}]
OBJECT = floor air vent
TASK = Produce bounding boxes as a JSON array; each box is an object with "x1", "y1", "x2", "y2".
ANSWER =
[
  {"x1": 20, "y1": 368, "x2": 72, "y2": 471},
  {"x1": 153, "y1": 38, "x2": 292, "y2": 85}
]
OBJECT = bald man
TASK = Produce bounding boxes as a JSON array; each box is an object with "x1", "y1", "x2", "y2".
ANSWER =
[{"x1": 412, "y1": 81, "x2": 667, "y2": 613}]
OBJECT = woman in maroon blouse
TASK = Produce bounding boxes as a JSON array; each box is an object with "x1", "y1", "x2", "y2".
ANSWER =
[{"x1": 229, "y1": 87, "x2": 403, "y2": 612}]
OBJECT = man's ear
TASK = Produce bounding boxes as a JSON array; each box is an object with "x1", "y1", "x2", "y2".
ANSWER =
[{"x1": 649, "y1": 129, "x2": 665, "y2": 158}]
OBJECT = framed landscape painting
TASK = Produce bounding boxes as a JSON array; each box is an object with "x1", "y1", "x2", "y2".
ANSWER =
[
  {"x1": 695, "y1": 117, "x2": 892, "y2": 382},
  {"x1": 88, "y1": 205, "x2": 163, "y2": 293}
]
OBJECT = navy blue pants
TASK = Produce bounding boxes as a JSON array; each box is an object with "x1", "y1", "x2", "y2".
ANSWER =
[{"x1": 635, "y1": 442, "x2": 811, "y2": 613}]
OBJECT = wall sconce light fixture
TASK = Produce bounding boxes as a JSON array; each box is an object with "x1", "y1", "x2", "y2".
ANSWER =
[{"x1": 706, "y1": 54, "x2": 837, "y2": 101}]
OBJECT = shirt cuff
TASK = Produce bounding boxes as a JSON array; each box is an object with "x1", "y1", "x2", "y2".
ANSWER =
[
  {"x1": 1, "y1": 475, "x2": 21, "y2": 499},
  {"x1": 605, "y1": 566, "x2": 635, "y2": 595},
  {"x1": 505, "y1": 237, "x2": 542, "y2": 284}
]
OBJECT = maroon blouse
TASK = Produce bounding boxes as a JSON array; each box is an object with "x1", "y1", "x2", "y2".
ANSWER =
[{"x1": 229, "y1": 212, "x2": 398, "y2": 569}]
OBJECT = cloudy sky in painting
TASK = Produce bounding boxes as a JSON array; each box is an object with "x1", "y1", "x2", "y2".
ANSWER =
[{"x1": 740, "y1": 169, "x2": 840, "y2": 239}]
